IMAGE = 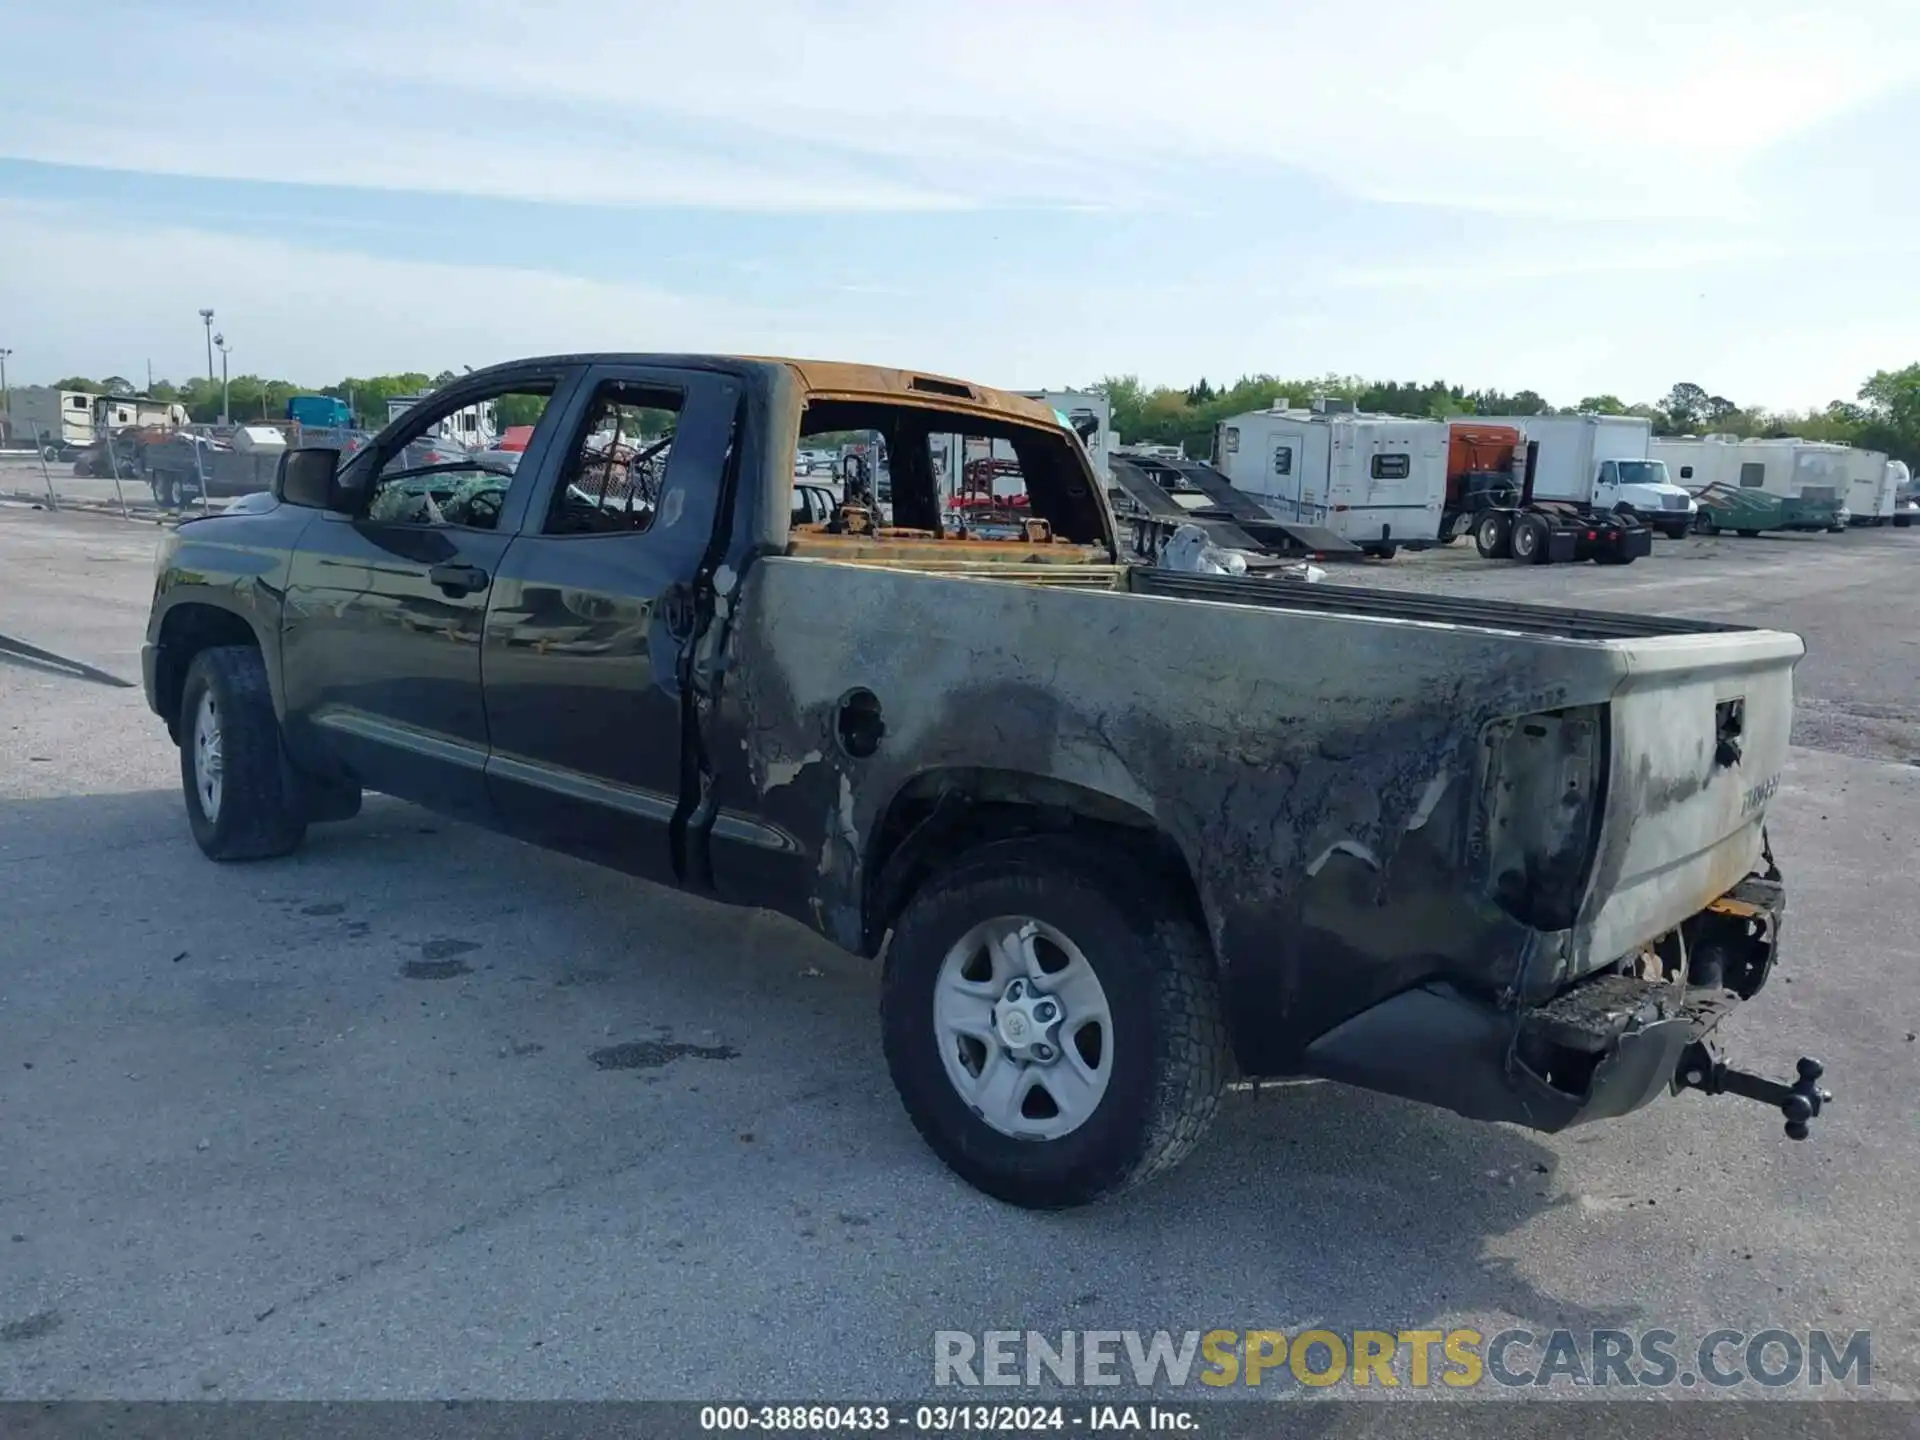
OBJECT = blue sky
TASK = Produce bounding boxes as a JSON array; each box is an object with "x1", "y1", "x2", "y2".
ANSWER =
[{"x1": 2, "y1": 0, "x2": 1916, "y2": 411}]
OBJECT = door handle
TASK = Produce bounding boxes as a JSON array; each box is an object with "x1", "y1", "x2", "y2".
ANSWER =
[{"x1": 428, "y1": 562, "x2": 490, "y2": 596}]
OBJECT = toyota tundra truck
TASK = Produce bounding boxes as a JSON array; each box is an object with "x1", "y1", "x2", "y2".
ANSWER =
[{"x1": 141, "y1": 354, "x2": 1829, "y2": 1209}]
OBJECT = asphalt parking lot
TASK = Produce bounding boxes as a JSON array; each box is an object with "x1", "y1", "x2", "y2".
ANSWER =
[{"x1": 1, "y1": 504, "x2": 1916, "y2": 1403}]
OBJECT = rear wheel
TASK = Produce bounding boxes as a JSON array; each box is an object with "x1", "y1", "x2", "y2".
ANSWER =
[
  {"x1": 179, "y1": 646, "x2": 307, "y2": 861},
  {"x1": 880, "y1": 837, "x2": 1228, "y2": 1209},
  {"x1": 1510, "y1": 513, "x2": 1550, "y2": 564},
  {"x1": 1474, "y1": 511, "x2": 1513, "y2": 559}
]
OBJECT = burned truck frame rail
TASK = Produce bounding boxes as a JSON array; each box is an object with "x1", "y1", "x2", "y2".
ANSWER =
[{"x1": 141, "y1": 350, "x2": 1829, "y2": 1209}]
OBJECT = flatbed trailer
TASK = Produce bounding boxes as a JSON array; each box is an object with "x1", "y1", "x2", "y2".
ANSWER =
[{"x1": 1107, "y1": 455, "x2": 1365, "y2": 568}]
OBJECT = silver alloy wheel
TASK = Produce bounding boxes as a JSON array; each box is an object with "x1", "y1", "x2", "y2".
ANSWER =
[
  {"x1": 933, "y1": 915, "x2": 1114, "y2": 1140},
  {"x1": 193, "y1": 689, "x2": 224, "y2": 822}
]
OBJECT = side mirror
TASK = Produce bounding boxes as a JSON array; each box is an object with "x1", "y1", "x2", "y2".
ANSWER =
[{"x1": 276, "y1": 447, "x2": 348, "y2": 511}]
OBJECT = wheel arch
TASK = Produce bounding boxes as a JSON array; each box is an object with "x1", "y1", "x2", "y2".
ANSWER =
[
  {"x1": 860, "y1": 766, "x2": 1207, "y2": 958},
  {"x1": 152, "y1": 600, "x2": 273, "y2": 743}
]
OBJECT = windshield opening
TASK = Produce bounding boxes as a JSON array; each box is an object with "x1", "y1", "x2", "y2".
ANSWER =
[{"x1": 1615, "y1": 460, "x2": 1671, "y2": 487}]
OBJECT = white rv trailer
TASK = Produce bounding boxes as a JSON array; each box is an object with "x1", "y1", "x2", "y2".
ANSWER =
[
  {"x1": 1650, "y1": 436, "x2": 1851, "y2": 534},
  {"x1": 3, "y1": 387, "x2": 101, "y2": 456},
  {"x1": 385, "y1": 392, "x2": 498, "y2": 451},
  {"x1": 1212, "y1": 397, "x2": 1447, "y2": 555},
  {"x1": 1841, "y1": 447, "x2": 1898, "y2": 525}
]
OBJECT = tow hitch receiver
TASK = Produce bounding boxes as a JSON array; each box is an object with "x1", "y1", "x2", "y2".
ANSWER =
[{"x1": 1675, "y1": 1044, "x2": 1833, "y2": 1140}]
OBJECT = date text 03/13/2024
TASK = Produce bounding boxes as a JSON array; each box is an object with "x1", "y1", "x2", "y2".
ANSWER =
[{"x1": 698, "y1": 1405, "x2": 1194, "y2": 1433}]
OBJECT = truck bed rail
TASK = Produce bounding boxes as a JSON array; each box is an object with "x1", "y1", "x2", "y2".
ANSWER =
[{"x1": 1130, "y1": 568, "x2": 1748, "y2": 640}]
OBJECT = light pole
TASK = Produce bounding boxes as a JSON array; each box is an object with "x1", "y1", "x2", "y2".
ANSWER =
[
  {"x1": 199, "y1": 308, "x2": 215, "y2": 387},
  {"x1": 0, "y1": 348, "x2": 11, "y2": 438},
  {"x1": 214, "y1": 333, "x2": 231, "y2": 427}
]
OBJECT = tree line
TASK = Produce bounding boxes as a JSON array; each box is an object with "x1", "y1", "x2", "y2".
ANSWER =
[
  {"x1": 1097, "y1": 366, "x2": 1920, "y2": 468},
  {"x1": 46, "y1": 370, "x2": 545, "y2": 430},
  {"x1": 43, "y1": 361, "x2": 1920, "y2": 470}
]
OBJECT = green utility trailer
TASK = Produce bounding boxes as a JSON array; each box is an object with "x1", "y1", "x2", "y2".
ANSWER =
[{"x1": 1690, "y1": 481, "x2": 1846, "y2": 537}]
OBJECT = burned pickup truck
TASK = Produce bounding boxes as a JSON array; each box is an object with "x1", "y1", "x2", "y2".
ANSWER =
[{"x1": 142, "y1": 354, "x2": 1828, "y2": 1208}]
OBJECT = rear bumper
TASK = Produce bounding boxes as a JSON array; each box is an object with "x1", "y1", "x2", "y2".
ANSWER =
[{"x1": 1299, "y1": 873, "x2": 1784, "y2": 1134}]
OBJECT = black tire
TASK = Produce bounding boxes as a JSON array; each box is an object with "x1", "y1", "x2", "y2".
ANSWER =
[
  {"x1": 1510, "y1": 513, "x2": 1550, "y2": 564},
  {"x1": 151, "y1": 472, "x2": 175, "y2": 508},
  {"x1": 178, "y1": 646, "x2": 307, "y2": 861},
  {"x1": 1660, "y1": 523, "x2": 1689, "y2": 540},
  {"x1": 1694, "y1": 511, "x2": 1718, "y2": 535},
  {"x1": 1896, "y1": 513, "x2": 1913, "y2": 529},
  {"x1": 1736, "y1": 529, "x2": 1760, "y2": 539},
  {"x1": 1474, "y1": 511, "x2": 1513, "y2": 560},
  {"x1": 880, "y1": 837, "x2": 1229, "y2": 1209},
  {"x1": 1373, "y1": 543, "x2": 1398, "y2": 561}
]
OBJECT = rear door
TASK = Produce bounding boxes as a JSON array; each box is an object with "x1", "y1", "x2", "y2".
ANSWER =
[
  {"x1": 279, "y1": 368, "x2": 580, "y2": 818},
  {"x1": 479, "y1": 363, "x2": 744, "y2": 888}
]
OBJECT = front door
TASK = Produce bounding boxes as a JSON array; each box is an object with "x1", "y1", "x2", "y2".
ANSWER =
[
  {"x1": 279, "y1": 369, "x2": 580, "y2": 818},
  {"x1": 480, "y1": 363, "x2": 745, "y2": 888}
]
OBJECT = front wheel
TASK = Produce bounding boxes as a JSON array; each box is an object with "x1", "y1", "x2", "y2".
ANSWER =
[
  {"x1": 179, "y1": 646, "x2": 307, "y2": 861},
  {"x1": 880, "y1": 838, "x2": 1229, "y2": 1209}
]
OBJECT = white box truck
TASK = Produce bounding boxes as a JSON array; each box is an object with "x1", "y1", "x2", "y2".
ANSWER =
[
  {"x1": 1212, "y1": 398, "x2": 1446, "y2": 556},
  {"x1": 1473, "y1": 412, "x2": 1695, "y2": 540}
]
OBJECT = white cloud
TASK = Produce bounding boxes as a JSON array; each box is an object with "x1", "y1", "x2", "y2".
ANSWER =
[
  {"x1": 6, "y1": 0, "x2": 1917, "y2": 216},
  {"x1": 3, "y1": 2, "x2": 1918, "y2": 410}
]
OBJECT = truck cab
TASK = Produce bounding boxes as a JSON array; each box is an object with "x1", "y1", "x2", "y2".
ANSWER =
[{"x1": 1596, "y1": 457, "x2": 1695, "y2": 533}]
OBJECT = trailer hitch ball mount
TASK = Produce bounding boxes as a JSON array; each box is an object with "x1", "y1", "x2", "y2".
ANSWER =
[{"x1": 1675, "y1": 1043, "x2": 1833, "y2": 1141}]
